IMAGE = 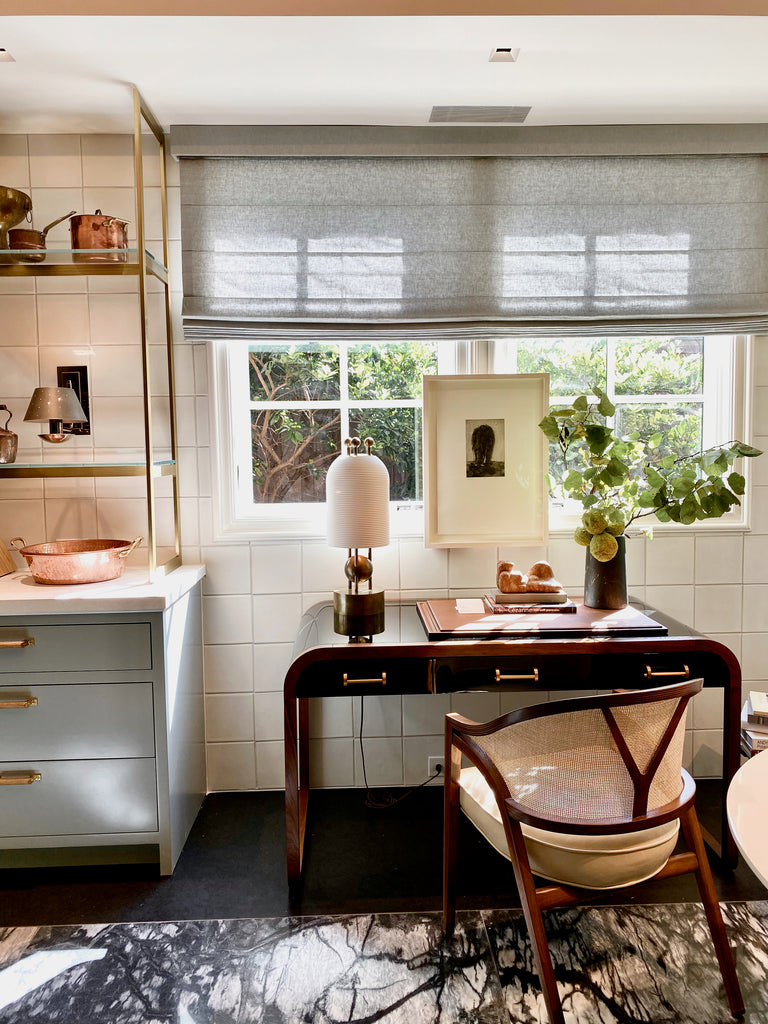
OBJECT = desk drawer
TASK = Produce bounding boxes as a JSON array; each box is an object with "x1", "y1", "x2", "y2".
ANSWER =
[
  {"x1": 0, "y1": 623, "x2": 152, "y2": 674},
  {"x1": 0, "y1": 758, "x2": 158, "y2": 837},
  {"x1": 0, "y1": 682, "x2": 155, "y2": 760},
  {"x1": 294, "y1": 657, "x2": 431, "y2": 697},
  {"x1": 434, "y1": 654, "x2": 592, "y2": 693}
]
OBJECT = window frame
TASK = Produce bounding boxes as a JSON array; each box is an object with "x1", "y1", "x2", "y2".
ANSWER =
[{"x1": 207, "y1": 334, "x2": 754, "y2": 542}]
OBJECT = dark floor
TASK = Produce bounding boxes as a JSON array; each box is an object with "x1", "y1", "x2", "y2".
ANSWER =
[{"x1": 0, "y1": 781, "x2": 765, "y2": 927}]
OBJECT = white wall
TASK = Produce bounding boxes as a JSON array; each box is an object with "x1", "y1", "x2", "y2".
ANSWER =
[{"x1": 2, "y1": 132, "x2": 767, "y2": 791}]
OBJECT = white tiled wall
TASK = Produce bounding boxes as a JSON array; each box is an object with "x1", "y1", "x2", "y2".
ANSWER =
[{"x1": 2, "y1": 132, "x2": 767, "y2": 792}]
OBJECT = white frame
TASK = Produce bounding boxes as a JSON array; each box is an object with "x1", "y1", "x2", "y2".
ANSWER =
[{"x1": 423, "y1": 373, "x2": 550, "y2": 547}]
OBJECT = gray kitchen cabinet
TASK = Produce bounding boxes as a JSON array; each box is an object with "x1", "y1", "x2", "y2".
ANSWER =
[{"x1": 0, "y1": 568, "x2": 205, "y2": 874}]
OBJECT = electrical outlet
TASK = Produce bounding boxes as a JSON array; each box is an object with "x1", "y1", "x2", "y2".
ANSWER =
[{"x1": 427, "y1": 756, "x2": 443, "y2": 779}]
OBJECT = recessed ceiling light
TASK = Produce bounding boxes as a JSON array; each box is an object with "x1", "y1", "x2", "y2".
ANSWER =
[
  {"x1": 0, "y1": 48, "x2": 15, "y2": 63},
  {"x1": 489, "y1": 47, "x2": 520, "y2": 63}
]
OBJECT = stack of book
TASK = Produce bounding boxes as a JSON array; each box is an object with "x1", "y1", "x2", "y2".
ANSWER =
[
  {"x1": 741, "y1": 691, "x2": 768, "y2": 756},
  {"x1": 483, "y1": 591, "x2": 576, "y2": 614}
]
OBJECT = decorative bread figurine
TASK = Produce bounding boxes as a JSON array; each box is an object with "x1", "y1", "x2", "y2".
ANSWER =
[
  {"x1": 496, "y1": 560, "x2": 526, "y2": 593},
  {"x1": 524, "y1": 560, "x2": 564, "y2": 593}
]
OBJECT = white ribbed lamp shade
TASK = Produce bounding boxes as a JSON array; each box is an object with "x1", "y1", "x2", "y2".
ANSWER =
[{"x1": 326, "y1": 449, "x2": 390, "y2": 549}]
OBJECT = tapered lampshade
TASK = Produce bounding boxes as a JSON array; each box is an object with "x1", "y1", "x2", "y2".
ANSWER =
[{"x1": 24, "y1": 386, "x2": 87, "y2": 424}]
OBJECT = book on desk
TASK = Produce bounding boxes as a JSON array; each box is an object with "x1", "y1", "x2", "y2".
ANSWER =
[{"x1": 417, "y1": 597, "x2": 668, "y2": 640}]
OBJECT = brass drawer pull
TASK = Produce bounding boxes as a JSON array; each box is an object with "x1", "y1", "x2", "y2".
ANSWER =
[
  {"x1": 343, "y1": 672, "x2": 387, "y2": 687},
  {"x1": 0, "y1": 697, "x2": 38, "y2": 709},
  {"x1": 495, "y1": 667, "x2": 539, "y2": 683},
  {"x1": 0, "y1": 638, "x2": 35, "y2": 650},
  {"x1": 644, "y1": 663, "x2": 690, "y2": 680},
  {"x1": 0, "y1": 772, "x2": 42, "y2": 786}
]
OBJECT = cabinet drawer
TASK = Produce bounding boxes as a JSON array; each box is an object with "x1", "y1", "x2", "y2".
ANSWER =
[
  {"x1": 0, "y1": 682, "x2": 155, "y2": 760},
  {"x1": 0, "y1": 758, "x2": 158, "y2": 837},
  {"x1": 295, "y1": 657, "x2": 431, "y2": 697},
  {"x1": 0, "y1": 623, "x2": 152, "y2": 674}
]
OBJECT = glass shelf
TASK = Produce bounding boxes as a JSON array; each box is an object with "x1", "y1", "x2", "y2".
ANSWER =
[
  {"x1": 0, "y1": 460, "x2": 176, "y2": 479},
  {"x1": 0, "y1": 248, "x2": 167, "y2": 283}
]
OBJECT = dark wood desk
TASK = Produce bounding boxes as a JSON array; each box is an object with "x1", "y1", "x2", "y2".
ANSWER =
[{"x1": 284, "y1": 598, "x2": 742, "y2": 886}]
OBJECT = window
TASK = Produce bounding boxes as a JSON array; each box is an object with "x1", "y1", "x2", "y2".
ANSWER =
[{"x1": 209, "y1": 335, "x2": 748, "y2": 539}]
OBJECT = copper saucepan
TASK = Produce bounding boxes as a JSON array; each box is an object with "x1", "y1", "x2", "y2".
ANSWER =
[
  {"x1": 69, "y1": 209, "x2": 130, "y2": 262},
  {"x1": 11, "y1": 537, "x2": 142, "y2": 585},
  {"x1": 8, "y1": 211, "x2": 77, "y2": 263}
]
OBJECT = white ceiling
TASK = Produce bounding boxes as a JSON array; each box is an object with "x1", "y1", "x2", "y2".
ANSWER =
[{"x1": 2, "y1": 15, "x2": 768, "y2": 133}]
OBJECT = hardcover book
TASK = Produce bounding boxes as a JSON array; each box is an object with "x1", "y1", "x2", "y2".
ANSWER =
[
  {"x1": 745, "y1": 692, "x2": 768, "y2": 728},
  {"x1": 486, "y1": 590, "x2": 568, "y2": 605}
]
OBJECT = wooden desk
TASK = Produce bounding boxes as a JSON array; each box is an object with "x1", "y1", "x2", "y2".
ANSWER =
[{"x1": 284, "y1": 598, "x2": 742, "y2": 887}]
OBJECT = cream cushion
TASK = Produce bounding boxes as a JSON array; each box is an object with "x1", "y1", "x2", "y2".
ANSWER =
[{"x1": 458, "y1": 765, "x2": 679, "y2": 890}]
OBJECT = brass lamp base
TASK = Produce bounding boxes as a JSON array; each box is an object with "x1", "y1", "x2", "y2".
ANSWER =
[{"x1": 333, "y1": 589, "x2": 385, "y2": 642}]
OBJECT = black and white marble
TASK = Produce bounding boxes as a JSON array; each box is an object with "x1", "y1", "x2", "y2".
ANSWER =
[{"x1": 0, "y1": 903, "x2": 766, "y2": 1023}]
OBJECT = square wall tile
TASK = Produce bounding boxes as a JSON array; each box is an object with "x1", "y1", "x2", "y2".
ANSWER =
[
  {"x1": 545, "y1": 536, "x2": 588, "y2": 592},
  {"x1": 691, "y1": 687, "x2": 725, "y2": 730},
  {"x1": 206, "y1": 742, "x2": 256, "y2": 792},
  {"x1": 81, "y1": 134, "x2": 134, "y2": 187},
  {"x1": 28, "y1": 135, "x2": 81, "y2": 187},
  {"x1": 253, "y1": 691, "x2": 284, "y2": 742},
  {"x1": 203, "y1": 594, "x2": 253, "y2": 645},
  {"x1": 36, "y1": 293, "x2": 89, "y2": 347},
  {"x1": 0, "y1": 500, "x2": 45, "y2": 544},
  {"x1": 90, "y1": 345, "x2": 143, "y2": 397},
  {"x1": 252, "y1": 593, "x2": 303, "y2": 644},
  {"x1": 403, "y1": 735, "x2": 444, "y2": 786},
  {"x1": 26, "y1": 188, "x2": 82, "y2": 247},
  {"x1": 694, "y1": 534, "x2": 744, "y2": 585},
  {"x1": 448, "y1": 547, "x2": 498, "y2": 591},
  {"x1": 0, "y1": 135, "x2": 29, "y2": 186},
  {"x1": 352, "y1": 694, "x2": 403, "y2": 737},
  {"x1": 742, "y1": 586, "x2": 768, "y2": 633},
  {"x1": 1, "y1": 294, "x2": 37, "y2": 346},
  {"x1": 309, "y1": 696, "x2": 353, "y2": 739},
  {"x1": 499, "y1": 690, "x2": 544, "y2": 714},
  {"x1": 309, "y1": 737, "x2": 354, "y2": 788},
  {"x1": 354, "y1": 736, "x2": 403, "y2": 787},
  {"x1": 204, "y1": 644, "x2": 254, "y2": 694},
  {"x1": 90, "y1": 396, "x2": 145, "y2": 449},
  {"x1": 43, "y1": 499, "x2": 98, "y2": 540},
  {"x1": 399, "y1": 539, "x2": 448, "y2": 591},
  {"x1": 449, "y1": 691, "x2": 501, "y2": 722},
  {"x1": 205, "y1": 692, "x2": 254, "y2": 742},
  {"x1": 88, "y1": 293, "x2": 141, "y2": 345},
  {"x1": 754, "y1": 387, "x2": 768, "y2": 436},
  {"x1": 691, "y1": 729, "x2": 723, "y2": 778},
  {"x1": 251, "y1": 542, "x2": 302, "y2": 594},
  {"x1": 1, "y1": 347, "x2": 39, "y2": 399},
  {"x1": 646, "y1": 535, "x2": 695, "y2": 587},
  {"x1": 402, "y1": 693, "x2": 450, "y2": 736},
  {"x1": 744, "y1": 535, "x2": 768, "y2": 584},
  {"x1": 253, "y1": 643, "x2": 293, "y2": 693},
  {"x1": 644, "y1": 585, "x2": 694, "y2": 627},
  {"x1": 302, "y1": 539, "x2": 346, "y2": 593},
  {"x1": 201, "y1": 543, "x2": 252, "y2": 595},
  {"x1": 694, "y1": 585, "x2": 742, "y2": 634},
  {"x1": 255, "y1": 741, "x2": 285, "y2": 790}
]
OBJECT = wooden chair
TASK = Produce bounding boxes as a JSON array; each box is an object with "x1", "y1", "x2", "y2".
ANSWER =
[{"x1": 443, "y1": 680, "x2": 744, "y2": 1024}]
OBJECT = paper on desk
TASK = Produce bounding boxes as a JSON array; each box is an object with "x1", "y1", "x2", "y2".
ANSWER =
[{"x1": 455, "y1": 599, "x2": 487, "y2": 614}]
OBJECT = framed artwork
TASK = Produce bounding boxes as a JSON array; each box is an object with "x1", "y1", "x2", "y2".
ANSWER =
[{"x1": 422, "y1": 373, "x2": 549, "y2": 547}]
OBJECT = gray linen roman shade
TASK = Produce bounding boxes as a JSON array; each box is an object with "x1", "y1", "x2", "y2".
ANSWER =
[{"x1": 176, "y1": 128, "x2": 768, "y2": 337}]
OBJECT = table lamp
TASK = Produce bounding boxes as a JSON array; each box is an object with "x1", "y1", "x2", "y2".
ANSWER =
[
  {"x1": 326, "y1": 436, "x2": 390, "y2": 642},
  {"x1": 24, "y1": 385, "x2": 87, "y2": 443}
]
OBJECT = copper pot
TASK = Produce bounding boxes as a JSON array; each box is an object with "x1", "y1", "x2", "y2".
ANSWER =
[
  {"x1": 8, "y1": 211, "x2": 77, "y2": 263},
  {"x1": 69, "y1": 209, "x2": 129, "y2": 262},
  {"x1": 11, "y1": 537, "x2": 142, "y2": 585}
]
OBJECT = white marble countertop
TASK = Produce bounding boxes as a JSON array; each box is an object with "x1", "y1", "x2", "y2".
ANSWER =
[
  {"x1": 0, "y1": 565, "x2": 206, "y2": 615},
  {"x1": 726, "y1": 749, "x2": 768, "y2": 888}
]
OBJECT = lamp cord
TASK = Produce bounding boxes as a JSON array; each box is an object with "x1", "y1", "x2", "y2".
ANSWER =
[{"x1": 358, "y1": 696, "x2": 441, "y2": 809}]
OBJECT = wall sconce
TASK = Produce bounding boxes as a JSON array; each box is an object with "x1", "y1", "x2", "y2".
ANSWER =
[
  {"x1": 24, "y1": 386, "x2": 88, "y2": 443},
  {"x1": 326, "y1": 436, "x2": 390, "y2": 642}
]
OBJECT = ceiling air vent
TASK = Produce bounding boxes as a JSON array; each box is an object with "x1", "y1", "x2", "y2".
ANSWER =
[
  {"x1": 0, "y1": 48, "x2": 15, "y2": 63},
  {"x1": 429, "y1": 105, "x2": 530, "y2": 124}
]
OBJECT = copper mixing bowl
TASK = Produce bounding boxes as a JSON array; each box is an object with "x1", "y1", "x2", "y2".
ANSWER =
[{"x1": 10, "y1": 537, "x2": 142, "y2": 585}]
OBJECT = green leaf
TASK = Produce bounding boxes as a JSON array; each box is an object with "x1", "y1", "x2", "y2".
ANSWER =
[
  {"x1": 597, "y1": 393, "x2": 616, "y2": 417},
  {"x1": 538, "y1": 416, "x2": 560, "y2": 442},
  {"x1": 731, "y1": 442, "x2": 763, "y2": 458},
  {"x1": 728, "y1": 471, "x2": 746, "y2": 495},
  {"x1": 646, "y1": 467, "x2": 665, "y2": 488},
  {"x1": 573, "y1": 395, "x2": 588, "y2": 411},
  {"x1": 671, "y1": 476, "x2": 695, "y2": 497},
  {"x1": 680, "y1": 496, "x2": 698, "y2": 525},
  {"x1": 585, "y1": 424, "x2": 613, "y2": 456}
]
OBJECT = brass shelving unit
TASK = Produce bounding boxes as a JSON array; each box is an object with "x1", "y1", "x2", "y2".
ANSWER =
[{"x1": 0, "y1": 87, "x2": 181, "y2": 577}]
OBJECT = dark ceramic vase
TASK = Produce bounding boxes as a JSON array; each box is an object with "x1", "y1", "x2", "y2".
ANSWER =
[{"x1": 584, "y1": 534, "x2": 628, "y2": 610}]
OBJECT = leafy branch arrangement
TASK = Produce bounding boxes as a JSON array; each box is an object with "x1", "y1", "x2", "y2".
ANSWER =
[{"x1": 539, "y1": 388, "x2": 762, "y2": 561}]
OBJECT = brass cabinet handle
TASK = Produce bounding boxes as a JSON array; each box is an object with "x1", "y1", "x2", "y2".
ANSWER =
[
  {"x1": 495, "y1": 667, "x2": 539, "y2": 683},
  {"x1": 0, "y1": 638, "x2": 35, "y2": 650},
  {"x1": 343, "y1": 672, "x2": 387, "y2": 687},
  {"x1": 0, "y1": 772, "x2": 42, "y2": 786},
  {"x1": 644, "y1": 663, "x2": 690, "y2": 680},
  {"x1": 0, "y1": 696, "x2": 38, "y2": 709}
]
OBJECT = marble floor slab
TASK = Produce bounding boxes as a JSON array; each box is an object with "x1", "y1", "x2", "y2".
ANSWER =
[{"x1": 0, "y1": 902, "x2": 765, "y2": 1023}]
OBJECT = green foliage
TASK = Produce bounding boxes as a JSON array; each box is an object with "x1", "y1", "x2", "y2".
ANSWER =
[{"x1": 539, "y1": 388, "x2": 762, "y2": 536}]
